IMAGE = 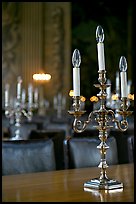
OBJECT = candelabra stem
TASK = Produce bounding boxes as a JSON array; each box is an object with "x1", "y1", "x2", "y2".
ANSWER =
[
  {"x1": 84, "y1": 72, "x2": 124, "y2": 190},
  {"x1": 84, "y1": 127, "x2": 123, "y2": 190},
  {"x1": 11, "y1": 108, "x2": 22, "y2": 140}
]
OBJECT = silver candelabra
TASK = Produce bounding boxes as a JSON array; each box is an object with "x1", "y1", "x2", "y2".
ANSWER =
[
  {"x1": 68, "y1": 25, "x2": 133, "y2": 190},
  {"x1": 4, "y1": 76, "x2": 35, "y2": 140}
]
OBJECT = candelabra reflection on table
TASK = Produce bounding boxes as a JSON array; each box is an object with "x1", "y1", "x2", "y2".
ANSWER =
[{"x1": 68, "y1": 25, "x2": 133, "y2": 190}]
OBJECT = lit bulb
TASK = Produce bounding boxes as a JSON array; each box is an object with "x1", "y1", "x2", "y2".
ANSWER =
[
  {"x1": 72, "y1": 49, "x2": 81, "y2": 67},
  {"x1": 119, "y1": 56, "x2": 127, "y2": 72},
  {"x1": 17, "y1": 76, "x2": 22, "y2": 100},
  {"x1": 96, "y1": 25, "x2": 104, "y2": 43},
  {"x1": 119, "y1": 56, "x2": 128, "y2": 98}
]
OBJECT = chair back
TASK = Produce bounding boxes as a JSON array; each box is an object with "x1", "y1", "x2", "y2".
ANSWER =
[
  {"x1": 2, "y1": 139, "x2": 56, "y2": 175},
  {"x1": 127, "y1": 135, "x2": 134, "y2": 163},
  {"x1": 64, "y1": 136, "x2": 118, "y2": 169},
  {"x1": 29, "y1": 129, "x2": 66, "y2": 170},
  {"x1": 9, "y1": 123, "x2": 37, "y2": 140}
]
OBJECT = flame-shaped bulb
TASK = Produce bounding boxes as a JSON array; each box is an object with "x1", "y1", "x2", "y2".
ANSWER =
[
  {"x1": 119, "y1": 56, "x2": 127, "y2": 72},
  {"x1": 119, "y1": 56, "x2": 128, "y2": 98},
  {"x1": 72, "y1": 49, "x2": 81, "y2": 67},
  {"x1": 96, "y1": 25, "x2": 104, "y2": 43}
]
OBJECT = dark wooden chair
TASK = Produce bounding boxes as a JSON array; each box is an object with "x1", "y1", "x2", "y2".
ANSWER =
[{"x1": 2, "y1": 139, "x2": 56, "y2": 175}]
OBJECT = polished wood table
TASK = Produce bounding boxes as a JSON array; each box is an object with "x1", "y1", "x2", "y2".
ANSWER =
[{"x1": 2, "y1": 163, "x2": 134, "y2": 202}]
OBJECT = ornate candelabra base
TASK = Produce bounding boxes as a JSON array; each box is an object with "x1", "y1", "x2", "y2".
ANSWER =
[
  {"x1": 10, "y1": 128, "x2": 22, "y2": 140},
  {"x1": 11, "y1": 135, "x2": 22, "y2": 140},
  {"x1": 84, "y1": 178, "x2": 123, "y2": 191}
]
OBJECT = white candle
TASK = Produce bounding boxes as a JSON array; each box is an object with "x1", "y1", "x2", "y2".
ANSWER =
[
  {"x1": 5, "y1": 84, "x2": 9, "y2": 107},
  {"x1": 58, "y1": 93, "x2": 62, "y2": 104},
  {"x1": 106, "y1": 79, "x2": 111, "y2": 99},
  {"x1": 116, "y1": 72, "x2": 119, "y2": 93},
  {"x1": 96, "y1": 25, "x2": 105, "y2": 71},
  {"x1": 119, "y1": 56, "x2": 128, "y2": 98},
  {"x1": 17, "y1": 76, "x2": 22, "y2": 100},
  {"x1": 62, "y1": 96, "x2": 66, "y2": 107},
  {"x1": 9, "y1": 96, "x2": 14, "y2": 107},
  {"x1": 73, "y1": 67, "x2": 80, "y2": 96},
  {"x1": 97, "y1": 42, "x2": 105, "y2": 71},
  {"x1": 28, "y1": 84, "x2": 33, "y2": 105},
  {"x1": 72, "y1": 49, "x2": 81, "y2": 96},
  {"x1": 120, "y1": 72, "x2": 127, "y2": 97},
  {"x1": 53, "y1": 96, "x2": 57, "y2": 108},
  {"x1": 34, "y1": 88, "x2": 38, "y2": 103},
  {"x1": 22, "y1": 89, "x2": 26, "y2": 104}
]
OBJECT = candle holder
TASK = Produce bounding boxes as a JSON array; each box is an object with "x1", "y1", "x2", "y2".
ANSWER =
[
  {"x1": 68, "y1": 26, "x2": 133, "y2": 190},
  {"x1": 5, "y1": 77, "x2": 36, "y2": 140}
]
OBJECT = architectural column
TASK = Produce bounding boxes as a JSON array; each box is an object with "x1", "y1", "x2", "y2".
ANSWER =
[
  {"x1": 21, "y1": 2, "x2": 44, "y2": 88},
  {"x1": 44, "y1": 2, "x2": 71, "y2": 104}
]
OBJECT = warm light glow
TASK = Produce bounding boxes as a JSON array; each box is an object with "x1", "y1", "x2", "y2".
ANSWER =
[
  {"x1": 80, "y1": 96, "x2": 86, "y2": 102},
  {"x1": 33, "y1": 73, "x2": 51, "y2": 81},
  {"x1": 112, "y1": 94, "x2": 119, "y2": 101},
  {"x1": 69, "y1": 90, "x2": 74, "y2": 97},
  {"x1": 128, "y1": 93, "x2": 134, "y2": 100},
  {"x1": 90, "y1": 96, "x2": 99, "y2": 102}
]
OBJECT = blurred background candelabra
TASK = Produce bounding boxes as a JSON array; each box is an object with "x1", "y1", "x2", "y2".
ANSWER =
[
  {"x1": 4, "y1": 76, "x2": 37, "y2": 140},
  {"x1": 106, "y1": 72, "x2": 133, "y2": 128},
  {"x1": 53, "y1": 92, "x2": 66, "y2": 118},
  {"x1": 68, "y1": 25, "x2": 133, "y2": 190}
]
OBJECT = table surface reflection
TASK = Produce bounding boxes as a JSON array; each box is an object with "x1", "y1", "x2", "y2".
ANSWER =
[{"x1": 2, "y1": 163, "x2": 134, "y2": 202}]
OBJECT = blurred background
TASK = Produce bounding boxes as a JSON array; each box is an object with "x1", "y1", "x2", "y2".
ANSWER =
[
  {"x1": 2, "y1": 1, "x2": 134, "y2": 113},
  {"x1": 2, "y1": 1, "x2": 134, "y2": 172},
  {"x1": 71, "y1": 0, "x2": 135, "y2": 112}
]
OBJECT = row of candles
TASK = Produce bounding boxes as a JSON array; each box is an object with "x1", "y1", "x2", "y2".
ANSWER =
[
  {"x1": 5, "y1": 76, "x2": 39, "y2": 108},
  {"x1": 5, "y1": 76, "x2": 67, "y2": 117},
  {"x1": 4, "y1": 77, "x2": 67, "y2": 140},
  {"x1": 72, "y1": 26, "x2": 130, "y2": 99}
]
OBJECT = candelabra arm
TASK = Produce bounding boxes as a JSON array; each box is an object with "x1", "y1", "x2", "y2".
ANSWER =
[
  {"x1": 88, "y1": 110, "x2": 99, "y2": 119},
  {"x1": 5, "y1": 108, "x2": 14, "y2": 119},
  {"x1": 106, "y1": 109, "x2": 128, "y2": 131},
  {"x1": 114, "y1": 117, "x2": 128, "y2": 132},
  {"x1": 107, "y1": 97, "x2": 133, "y2": 132},
  {"x1": 73, "y1": 110, "x2": 99, "y2": 133},
  {"x1": 22, "y1": 109, "x2": 33, "y2": 121},
  {"x1": 73, "y1": 117, "x2": 89, "y2": 133}
]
